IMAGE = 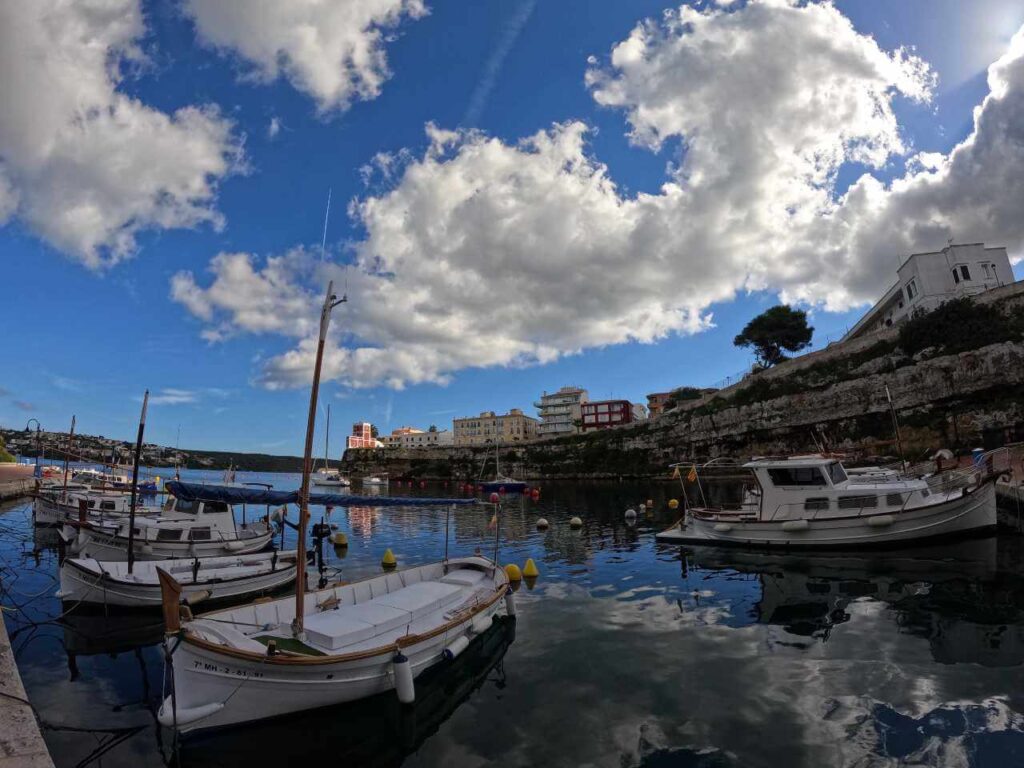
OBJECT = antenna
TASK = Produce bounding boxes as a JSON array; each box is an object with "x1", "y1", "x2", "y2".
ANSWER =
[{"x1": 319, "y1": 188, "x2": 332, "y2": 262}]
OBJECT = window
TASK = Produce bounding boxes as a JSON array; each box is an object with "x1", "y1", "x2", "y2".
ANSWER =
[
  {"x1": 905, "y1": 279, "x2": 918, "y2": 301},
  {"x1": 156, "y1": 528, "x2": 183, "y2": 541},
  {"x1": 100, "y1": 501, "x2": 116, "y2": 511},
  {"x1": 952, "y1": 268, "x2": 960, "y2": 284},
  {"x1": 886, "y1": 493, "x2": 905, "y2": 507},
  {"x1": 982, "y1": 263, "x2": 991, "y2": 279},
  {"x1": 804, "y1": 498, "x2": 830, "y2": 511},
  {"x1": 960, "y1": 264, "x2": 971, "y2": 281},
  {"x1": 766, "y1": 467, "x2": 826, "y2": 486},
  {"x1": 189, "y1": 528, "x2": 212, "y2": 541},
  {"x1": 827, "y1": 463, "x2": 847, "y2": 485},
  {"x1": 838, "y1": 495, "x2": 878, "y2": 510}
]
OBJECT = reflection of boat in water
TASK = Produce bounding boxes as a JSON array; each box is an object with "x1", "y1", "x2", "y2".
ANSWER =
[
  {"x1": 61, "y1": 610, "x2": 166, "y2": 657},
  {"x1": 683, "y1": 538, "x2": 1024, "y2": 665},
  {"x1": 177, "y1": 616, "x2": 516, "y2": 767}
]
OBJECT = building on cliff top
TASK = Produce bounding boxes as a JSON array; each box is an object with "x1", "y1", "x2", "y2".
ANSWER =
[
  {"x1": 535, "y1": 386, "x2": 588, "y2": 437},
  {"x1": 381, "y1": 426, "x2": 453, "y2": 449},
  {"x1": 580, "y1": 400, "x2": 647, "y2": 431},
  {"x1": 454, "y1": 409, "x2": 538, "y2": 446},
  {"x1": 346, "y1": 422, "x2": 383, "y2": 449},
  {"x1": 843, "y1": 242, "x2": 1013, "y2": 341}
]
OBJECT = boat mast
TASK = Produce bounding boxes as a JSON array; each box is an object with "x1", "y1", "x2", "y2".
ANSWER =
[
  {"x1": 293, "y1": 282, "x2": 346, "y2": 637},
  {"x1": 324, "y1": 404, "x2": 331, "y2": 471},
  {"x1": 884, "y1": 385, "x2": 906, "y2": 469},
  {"x1": 62, "y1": 415, "x2": 75, "y2": 493},
  {"x1": 126, "y1": 390, "x2": 149, "y2": 575}
]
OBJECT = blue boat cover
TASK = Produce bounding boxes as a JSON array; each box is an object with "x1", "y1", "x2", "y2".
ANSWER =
[{"x1": 165, "y1": 481, "x2": 478, "y2": 507}]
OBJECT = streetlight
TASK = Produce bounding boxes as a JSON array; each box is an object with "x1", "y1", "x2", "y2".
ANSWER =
[{"x1": 23, "y1": 419, "x2": 41, "y2": 477}]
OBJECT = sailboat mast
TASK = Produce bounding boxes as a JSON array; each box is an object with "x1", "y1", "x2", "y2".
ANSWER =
[
  {"x1": 324, "y1": 404, "x2": 331, "y2": 470},
  {"x1": 126, "y1": 390, "x2": 149, "y2": 575},
  {"x1": 293, "y1": 282, "x2": 346, "y2": 637},
  {"x1": 62, "y1": 415, "x2": 76, "y2": 493}
]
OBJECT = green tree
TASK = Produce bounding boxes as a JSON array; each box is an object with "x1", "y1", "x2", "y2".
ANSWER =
[
  {"x1": 733, "y1": 305, "x2": 813, "y2": 367},
  {"x1": 0, "y1": 438, "x2": 15, "y2": 463},
  {"x1": 370, "y1": 424, "x2": 379, "y2": 438},
  {"x1": 428, "y1": 424, "x2": 438, "y2": 432}
]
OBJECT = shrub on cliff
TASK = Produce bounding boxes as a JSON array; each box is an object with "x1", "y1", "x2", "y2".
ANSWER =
[
  {"x1": 897, "y1": 297, "x2": 1023, "y2": 357},
  {"x1": 0, "y1": 438, "x2": 14, "y2": 463}
]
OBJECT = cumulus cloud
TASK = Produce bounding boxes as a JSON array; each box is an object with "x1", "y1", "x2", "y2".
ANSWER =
[
  {"x1": 173, "y1": 1, "x2": 1024, "y2": 389},
  {"x1": 185, "y1": 0, "x2": 428, "y2": 112},
  {"x1": 0, "y1": 0, "x2": 243, "y2": 269}
]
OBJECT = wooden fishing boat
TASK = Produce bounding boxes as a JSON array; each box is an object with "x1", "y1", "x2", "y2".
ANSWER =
[
  {"x1": 58, "y1": 550, "x2": 300, "y2": 608},
  {"x1": 156, "y1": 555, "x2": 512, "y2": 733},
  {"x1": 657, "y1": 451, "x2": 1008, "y2": 549}
]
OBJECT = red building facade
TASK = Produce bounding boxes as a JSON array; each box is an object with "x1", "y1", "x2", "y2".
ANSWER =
[{"x1": 580, "y1": 399, "x2": 633, "y2": 431}]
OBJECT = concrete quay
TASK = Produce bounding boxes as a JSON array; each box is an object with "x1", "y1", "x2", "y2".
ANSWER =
[
  {"x1": 0, "y1": 480, "x2": 34, "y2": 503},
  {"x1": 0, "y1": 617, "x2": 54, "y2": 767}
]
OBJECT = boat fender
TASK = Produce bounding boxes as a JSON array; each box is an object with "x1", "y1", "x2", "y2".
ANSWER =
[
  {"x1": 157, "y1": 699, "x2": 224, "y2": 727},
  {"x1": 504, "y1": 563, "x2": 522, "y2": 582},
  {"x1": 470, "y1": 612, "x2": 493, "y2": 635},
  {"x1": 713, "y1": 523, "x2": 733, "y2": 533},
  {"x1": 504, "y1": 590, "x2": 517, "y2": 617},
  {"x1": 141, "y1": 543, "x2": 153, "y2": 555},
  {"x1": 442, "y1": 635, "x2": 471, "y2": 661},
  {"x1": 781, "y1": 519, "x2": 810, "y2": 532},
  {"x1": 184, "y1": 589, "x2": 211, "y2": 606},
  {"x1": 866, "y1": 514, "x2": 895, "y2": 528},
  {"x1": 625, "y1": 508, "x2": 637, "y2": 520},
  {"x1": 393, "y1": 652, "x2": 415, "y2": 704}
]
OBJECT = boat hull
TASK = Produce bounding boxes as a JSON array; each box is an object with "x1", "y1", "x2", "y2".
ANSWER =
[
  {"x1": 67, "y1": 526, "x2": 275, "y2": 561},
  {"x1": 58, "y1": 555, "x2": 297, "y2": 608},
  {"x1": 656, "y1": 481, "x2": 997, "y2": 549}
]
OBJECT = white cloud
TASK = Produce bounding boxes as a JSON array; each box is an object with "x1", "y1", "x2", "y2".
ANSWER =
[
  {"x1": 267, "y1": 117, "x2": 282, "y2": 139},
  {"x1": 185, "y1": 0, "x2": 428, "y2": 112},
  {"x1": 0, "y1": 1, "x2": 243, "y2": 269},
  {"x1": 173, "y1": 2, "x2": 1024, "y2": 390},
  {"x1": 148, "y1": 388, "x2": 198, "y2": 406}
]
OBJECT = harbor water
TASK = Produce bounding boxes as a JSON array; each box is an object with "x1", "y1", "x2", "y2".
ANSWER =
[{"x1": 3, "y1": 469, "x2": 1024, "y2": 767}]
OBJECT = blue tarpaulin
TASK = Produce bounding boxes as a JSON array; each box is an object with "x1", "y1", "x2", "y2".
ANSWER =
[{"x1": 165, "y1": 481, "x2": 479, "y2": 508}]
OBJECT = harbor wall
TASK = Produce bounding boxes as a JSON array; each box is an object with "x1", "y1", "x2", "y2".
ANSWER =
[
  {"x1": 343, "y1": 286, "x2": 1024, "y2": 480},
  {"x1": 0, "y1": 616, "x2": 54, "y2": 767}
]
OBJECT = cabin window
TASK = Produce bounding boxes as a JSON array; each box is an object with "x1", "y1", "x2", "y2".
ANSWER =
[
  {"x1": 807, "y1": 582, "x2": 831, "y2": 595},
  {"x1": 838, "y1": 495, "x2": 878, "y2": 510},
  {"x1": 189, "y1": 528, "x2": 212, "y2": 541},
  {"x1": 886, "y1": 493, "x2": 905, "y2": 507},
  {"x1": 920, "y1": 488, "x2": 930, "y2": 498},
  {"x1": 804, "y1": 498, "x2": 830, "y2": 511},
  {"x1": 827, "y1": 463, "x2": 847, "y2": 484},
  {"x1": 87, "y1": 500, "x2": 96, "y2": 508},
  {"x1": 203, "y1": 501, "x2": 229, "y2": 514},
  {"x1": 767, "y1": 467, "x2": 826, "y2": 487},
  {"x1": 157, "y1": 529, "x2": 183, "y2": 542},
  {"x1": 175, "y1": 499, "x2": 196, "y2": 513},
  {"x1": 100, "y1": 501, "x2": 116, "y2": 511}
]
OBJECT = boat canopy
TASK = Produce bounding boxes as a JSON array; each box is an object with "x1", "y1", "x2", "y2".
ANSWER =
[{"x1": 165, "y1": 481, "x2": 478, "y2": 507}]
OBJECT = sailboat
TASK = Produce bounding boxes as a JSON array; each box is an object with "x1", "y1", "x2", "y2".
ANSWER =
[
  {"x1": 156, "y1": 281, "x2": 514, "y2": 736},
  {"x1": 480, "y1": 437, "x2": 528, "y2": 494},
  {"x1": 312, "y1": 404, "x2": 350, "y2": 488}
]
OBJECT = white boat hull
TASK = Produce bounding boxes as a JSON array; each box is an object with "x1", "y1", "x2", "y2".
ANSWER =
[
  {"x1": 657, "y1": 482, "x2": 997, "y2": 549},
  {"x1": 58, "y1": 553, "x2": 298, "y2": 608},
  {"x1": 67, "y1": 525, "x2": 275, "y2": 561},
  {"x1": 157, "y1": 558, "x2": 509, "y2": 734},
  {"x1": 34, "y1": 494, "x2": 158, "y2": 527}
]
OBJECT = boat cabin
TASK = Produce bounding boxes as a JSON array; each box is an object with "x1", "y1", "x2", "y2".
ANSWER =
[{"x1": 736, "y1": 457, "x2": 933, "y2": 521}]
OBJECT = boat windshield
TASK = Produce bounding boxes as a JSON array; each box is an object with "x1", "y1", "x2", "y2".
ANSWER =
[{"x1": 827, "y1": 462, "x2": 848, "y2": 485}]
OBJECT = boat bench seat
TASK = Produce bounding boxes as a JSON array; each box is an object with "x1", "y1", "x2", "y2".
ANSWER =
[
  {"x1": 439, "y1": 568, "x2": 488, "y2": 587},
  {"x1": 304, "y1": 581, "x2": 463, "y2": 651}
]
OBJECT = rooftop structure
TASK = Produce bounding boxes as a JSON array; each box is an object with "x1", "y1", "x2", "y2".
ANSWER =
[
  {"x1": 346, "y1": 422, "x2": 382, "y2": 450},
  {"x1": 580, "y1": 399, "x2": 639, "y2": 432},
  {"x1": 843, "y1": 243, "x2": 1013, "y2": 341}
]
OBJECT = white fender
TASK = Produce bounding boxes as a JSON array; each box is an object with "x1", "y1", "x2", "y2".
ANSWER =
[
  {"x1": 393, "y1": 652, "x2": 415, "y2": 704},
  {"x1": 157, "y1": 698, "x2": 224, "y2": 727},
  {"x1": 866, "y1": 514, "x2": 895, "y2": 527},
  {"x1": 781, "y1": 519, "x2": 810, "y2": 532},
  {"x1": 504, "y1": 591, "x2": 517, "y2": 617},
  {"x1": 442, "y1": 635, "x2": 471, "y2": 661},
  {"x1": 713, "y1": 523, "x2": 733, "y2": 532}
]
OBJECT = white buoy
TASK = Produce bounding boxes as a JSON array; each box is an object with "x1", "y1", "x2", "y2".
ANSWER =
[
  {"x1": 393, "y1": 652, "x2": 415, "y2": 704},
  {"x1": 624, "y1": 508, "x2": 637, "y2": 520},
  {"x1": 569, "y1": 516, "x2": 583, "y2": 528},
  {"x1": 442, "y1": 635, "x2": 471, "y2": 661},
  {"x1": 505, "y1": 591, "x2": 517, "y2": 617},
  {"x1": 536, "y1": 518, "x2": 549, "y2": 529}
]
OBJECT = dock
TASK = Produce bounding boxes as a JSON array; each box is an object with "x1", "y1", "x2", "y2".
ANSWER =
[
  {"x1": 0, "y1": 479, "x2": 35, "y2": 503},
  {"x1": 0, "y1": 615, "x2": 54, "y2": 767}
]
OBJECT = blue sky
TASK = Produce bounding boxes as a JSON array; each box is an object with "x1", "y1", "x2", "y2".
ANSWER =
[{"x1": 2, "y1": 0, "x2": 1023, "y2": 454}]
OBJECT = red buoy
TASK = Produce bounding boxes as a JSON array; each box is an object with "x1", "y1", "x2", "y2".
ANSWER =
[{"x1": 489, "y1": 492, "x2": 500, "y2": 504}]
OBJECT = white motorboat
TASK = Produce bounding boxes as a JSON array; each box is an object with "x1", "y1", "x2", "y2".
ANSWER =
[
  {"x1": 312, "y1": 468, "x2": 350, "y2": 488},
  {"x1": 157, "y1": 555, "x2": 512, "y2": 734},
  {"x1": 62, "y1": 496, "x2": 276, "y2": 561},
  {"x1": 656, "y1": 451, "x2": 1007, "y2": 549},
  {"x1": 57, "y1": 550, "x2": 300, "y2": 608},
  {"x1": 361, "y1": 474, "x2": 388, "y2": 486},
  {"x1": 34, "y1": 488, "x2": 161, "y2": 527}
]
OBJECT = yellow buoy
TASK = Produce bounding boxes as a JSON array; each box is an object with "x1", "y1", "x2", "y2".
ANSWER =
[
  {"x1": 382, "y1": 548, "x2": 397, "y2": 569},
  {"x1": 523, "y1": 558, "x2": 539, "y2": 578},
  {"x1": 330, "y1": 532, "x2": 348, "y2": 547},
  {"x1": 569, "y1": 516, "x2": 583, "y2": 528},
  {"x1": 505, "y1": 563, "x2": 523, "y2": 582},
  {"x1": 668, "y1": 498, "x2": 679, "y2": 510}
]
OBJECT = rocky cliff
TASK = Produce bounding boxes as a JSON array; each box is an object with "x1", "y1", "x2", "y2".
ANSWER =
[{"x1": 342, "y1": 285, "x2": 1024, "y2": 480}]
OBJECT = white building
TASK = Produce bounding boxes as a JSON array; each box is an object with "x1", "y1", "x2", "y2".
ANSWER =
[
  {"x1": 400, "y1": 429, "x2": 453, "y2": 449},
  {"x1": 843, "y1": 243, "x2": 1013, "y2": 341},
  {"x1": 535, "y1": 386, "x2": 589, "y2": 438}
]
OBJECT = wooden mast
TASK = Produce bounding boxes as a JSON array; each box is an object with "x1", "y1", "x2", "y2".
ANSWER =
[
  {"x1": 62, "y1": 415, "x2": 76, "y2": 493},
  {"x1": 293, "y1": 281, "x2": 345, "y2": 637},
  {"x1": 126, "y1": 390, "x2": 149, "y2": 574}
]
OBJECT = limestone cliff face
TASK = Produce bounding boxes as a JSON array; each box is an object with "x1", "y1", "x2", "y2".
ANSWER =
[{"x1": 342, "y1": 286, "x2": 1024, "y2": 479}]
